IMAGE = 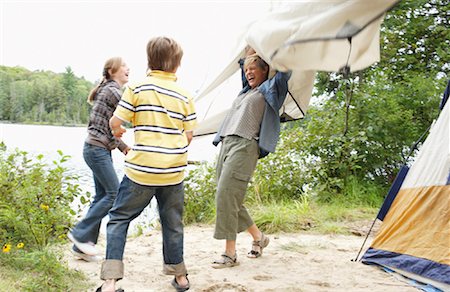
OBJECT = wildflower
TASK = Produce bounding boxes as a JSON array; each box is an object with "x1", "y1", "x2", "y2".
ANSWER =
[
  {"x1": 40, "y1": 204, "x2": 49, "y2": 211},
  {"x1": 2, "y1": 244, "x2": 11, "y2": 253},
  {"x1": 17, "y1": 242, "x2": 24, "y2": 249}
]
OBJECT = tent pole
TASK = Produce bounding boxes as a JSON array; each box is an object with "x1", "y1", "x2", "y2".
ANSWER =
[{"x1": 352, "y1": 216, "x2": 377, "y2": 262}]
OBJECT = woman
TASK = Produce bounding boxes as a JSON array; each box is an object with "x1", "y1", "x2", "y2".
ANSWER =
[
  {"x1": 211, "y1": 50, "x2": 291, "y2": 268},
  {"x1": 68, "y1": 57, "x2": 130, "y2": 262}
]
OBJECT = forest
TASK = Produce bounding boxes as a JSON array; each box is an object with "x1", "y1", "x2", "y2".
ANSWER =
[{"x1": 0, "y1": 66, "x2": 93, "y2": 125}]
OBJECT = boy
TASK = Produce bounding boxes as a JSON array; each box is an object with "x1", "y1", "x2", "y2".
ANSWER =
[{"x1": 98, "y1": 36, "x2": 196, "y2": 292}]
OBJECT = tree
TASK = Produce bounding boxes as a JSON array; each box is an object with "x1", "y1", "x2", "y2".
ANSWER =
[
  {"x1": 0, "y1": 65, "x2": 93, "y2": 125},
  {"x1": 284, "y1": 0, "x2": 449, "y2": 201}
]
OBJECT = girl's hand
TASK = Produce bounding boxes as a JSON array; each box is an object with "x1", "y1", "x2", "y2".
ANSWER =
[
  {"x1": 122, "y1": 146, "x2": 131, "y2": 155},
  {"x1": 111, "y1": 126, "x2": 126, "y2": 138}
]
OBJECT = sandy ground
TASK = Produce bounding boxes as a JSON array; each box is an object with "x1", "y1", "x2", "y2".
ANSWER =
[{"x1": 65, "y1": 225, "x2": 418, "y2": 292}]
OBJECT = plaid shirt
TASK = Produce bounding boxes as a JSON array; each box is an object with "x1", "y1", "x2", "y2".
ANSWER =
[{"x1": 85, "y1": 80, "x2": 127, "y2": 151}]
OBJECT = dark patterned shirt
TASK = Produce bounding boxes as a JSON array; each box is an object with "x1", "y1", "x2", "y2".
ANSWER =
[{"x1": 85, "y1": 80, "x2": 127, "y2": 151}]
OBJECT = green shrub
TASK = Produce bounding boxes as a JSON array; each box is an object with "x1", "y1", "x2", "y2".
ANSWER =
[
  {"x1": 0, "y1": 142, "x2": 90, "y2": 250},
  {"x1": 184, "y1": 161, "x2": 217, "y2": 224},
  {"x1": 249, "y1": 131, "x2": 307, "y2": 204}
]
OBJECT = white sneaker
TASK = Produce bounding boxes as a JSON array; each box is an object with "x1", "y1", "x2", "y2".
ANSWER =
[
  {"x1": 71, "y1": 249, "x2": 102, "y2": 262},
  {"x1": 67, "y1": 232, "x2": 98, "y2": 256}
]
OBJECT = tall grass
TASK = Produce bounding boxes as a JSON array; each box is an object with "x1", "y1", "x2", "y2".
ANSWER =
[
  {"x1": 183, "y1": 158, "x2": 381, "y2": 235},
  {"x1": 251, "y1": 198, "x2": 312, "y2": 233},
  {"x1": 317, "y1": 175, "x2": 385, "y2": 207}
]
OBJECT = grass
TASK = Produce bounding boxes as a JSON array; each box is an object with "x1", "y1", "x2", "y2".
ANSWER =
[
  {"x1": 311, "y1": 202, "x2": 378, "y2": 234},
  {"x1": 0, "y1": 247, "x2": 91, "y2": 292},
  {"x1": 251, "y1": 198, "x2": 314, "y2": 233},
  {"x1": 249, "y1": 196, "x2": 378, "y2": 235}
]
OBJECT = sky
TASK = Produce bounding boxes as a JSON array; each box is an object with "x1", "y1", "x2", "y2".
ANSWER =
[{"x1": 0, "y1": 0, "x2": 275, "y2": 94}]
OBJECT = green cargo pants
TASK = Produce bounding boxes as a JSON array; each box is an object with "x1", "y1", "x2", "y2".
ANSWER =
[{"x1": 214, "y1": 135, "x2": 259, "y2": 240}]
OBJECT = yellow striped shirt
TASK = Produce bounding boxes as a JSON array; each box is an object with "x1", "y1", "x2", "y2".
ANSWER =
[{"x1": 114, "y1": 70, "x2": 197, "y2": 186}]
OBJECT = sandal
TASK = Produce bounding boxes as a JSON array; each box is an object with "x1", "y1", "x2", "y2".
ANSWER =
[
  {"x1": 247, "y1": 232, "x2": 270, "y2": 258},
  {"x1": 95, "y1": 286, "x2": 124, "y2": 292},
  {"x1": 171, "y1": 275, "x2": 190, "y2": 292},
  {"x1": 211, "y1": 253, "x2": 240, "y2": 269}
]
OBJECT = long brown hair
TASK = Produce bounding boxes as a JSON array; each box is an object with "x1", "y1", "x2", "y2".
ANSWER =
[{"x1": 87, "y1": 57, "x2": 123, "y2": 104}]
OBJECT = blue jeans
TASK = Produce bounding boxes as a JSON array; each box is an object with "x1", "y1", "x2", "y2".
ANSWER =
[
  {"x1": 101, "y1": 176, "x2": 187, "y2": 280},
  {"x1": 71, "y1": 143, "x2": 119, "y2": 250}
]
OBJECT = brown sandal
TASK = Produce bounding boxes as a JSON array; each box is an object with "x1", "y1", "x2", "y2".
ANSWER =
[
  {"x1": 247, "y1": 232, "x2": 270, "y2": 258},
  {"x1": 211, "y1": 253, "x2": 240, "y2": 269}
]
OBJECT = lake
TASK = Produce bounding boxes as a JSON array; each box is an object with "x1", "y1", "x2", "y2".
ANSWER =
[{"x1": 0, "y1": 122, "x2": 218, "y2": 234}]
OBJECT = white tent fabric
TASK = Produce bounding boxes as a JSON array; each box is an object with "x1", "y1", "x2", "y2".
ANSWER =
[
  {"x1": 402, "y1": 100, "x2": 450, "y2": 188},
  {"x1": 194, "y1": 0, "x2": 400, "y2": 137},
  {"x1": 247, "y1": 0, "x2": 398, "y2": 73}
]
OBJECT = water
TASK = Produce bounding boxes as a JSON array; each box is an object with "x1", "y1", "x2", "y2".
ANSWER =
[{"x1": 0, "y1": 123, "x2": 218, "y2": 234}]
